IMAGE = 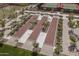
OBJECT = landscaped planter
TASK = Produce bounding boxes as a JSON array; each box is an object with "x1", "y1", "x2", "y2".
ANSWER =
[
  {"x1": 42, "y1": 21, "x2": 49, "y2": 32},
  {"x1": 54, "y1": 17, "x2": 63, "y2": 55},
  {"x1": 70, "y1": 35, "x2": 76, "y2": 43},
  {"x1": 29, "y1": 20, "x2": 38, "y2": 30}
]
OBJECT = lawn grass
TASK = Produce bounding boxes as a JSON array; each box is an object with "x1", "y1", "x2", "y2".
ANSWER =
[
  {"x1": 0, "y1": 43, "x2": 43, "y2": 56},
  {"x1": 0, "y1": 44, "x2": 32, "y2": 56}
]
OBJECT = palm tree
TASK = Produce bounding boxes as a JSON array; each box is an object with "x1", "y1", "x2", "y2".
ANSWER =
[
  {"x1": 54, "y1": 44, "x2": 63, "y2": 56},
  {"x1": 42, "y1": 21, "x2": 49, "y2": 32},
  {"x1": 68, "y1": 13, "x2": 74, "y2": 21},
  {"x1": 32, "y1": 42, "x2": 40, "y2": 56}
]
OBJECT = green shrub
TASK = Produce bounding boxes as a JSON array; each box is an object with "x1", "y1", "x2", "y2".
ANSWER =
[{"x1": 70, "y1": 35, "x2": 76, "y2": 43}]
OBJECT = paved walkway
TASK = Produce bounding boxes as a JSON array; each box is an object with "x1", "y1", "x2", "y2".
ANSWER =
[
  {"x1": 21, "y1": 40, "x2": 33, "y2": 51},
  {"x1": 62, "y1": 14, "x2": 70, "y2": 54},
  {"x1": 40, "y1": 44, "x2": 53, "y2": 56}
]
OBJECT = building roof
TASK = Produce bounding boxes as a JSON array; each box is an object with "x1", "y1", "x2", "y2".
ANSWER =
[
  {"x1": 42, "y1": 3, "x2": 77, "y2": 10},
  {"x1": 42, "y1": 3, "x2": 57, "y2": 8},
  {"x1": 64, "y1": 4, "x2": 76, "y2": 10}
]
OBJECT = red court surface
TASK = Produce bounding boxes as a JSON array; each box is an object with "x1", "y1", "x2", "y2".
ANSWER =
[
  {"x1": 44, "y1": 17, "x2": 58, "y2": 46},
  {"x1": 13, "y1": 15, "x2": 38, "y2": 38},
  {"x1": 29, "y1": 16, "x2": 48, "y2": 41}
]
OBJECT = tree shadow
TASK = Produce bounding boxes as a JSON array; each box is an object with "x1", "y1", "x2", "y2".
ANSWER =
[
  {"x1": 68, "y1": 43, "x2": 76, "y2": 52},
  {"x1": 0, "y1": 43, "x2": 3, "y2": 47},
  {"x1": 32, "y1": 52, "x2": 38, "y2": 56}
]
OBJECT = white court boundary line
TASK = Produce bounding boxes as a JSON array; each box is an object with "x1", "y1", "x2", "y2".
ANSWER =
[
  {"x1": 36, "y1": 32, "x2": 47, "y2": 48},
  {"x1": 18, "y1": 30, "x2": 33, "y2": 43}
]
